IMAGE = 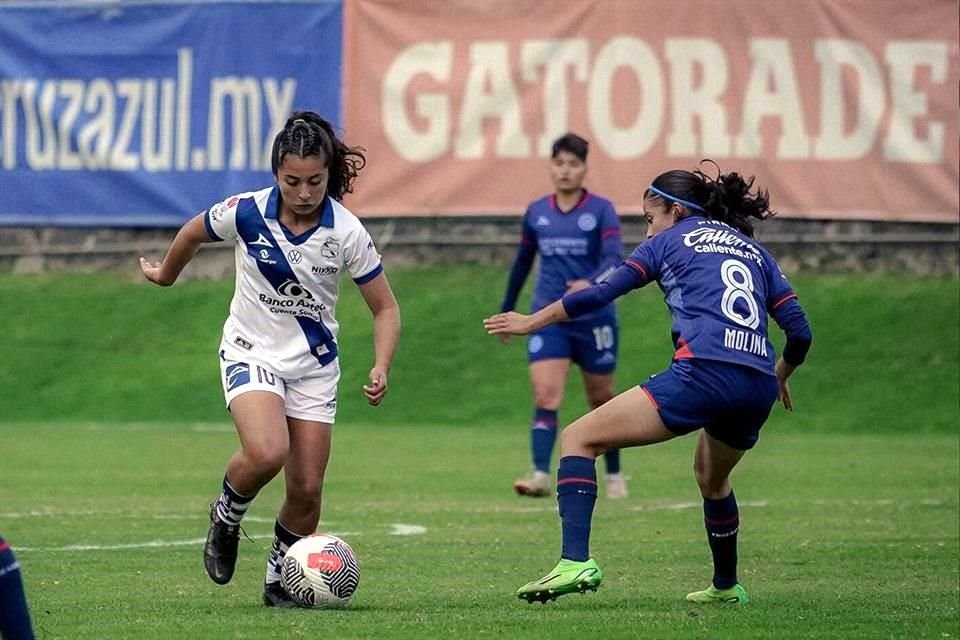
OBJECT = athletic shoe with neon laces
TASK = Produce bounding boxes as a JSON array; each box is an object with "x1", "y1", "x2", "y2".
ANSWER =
[
  {"x1": 513, "y1": 470, "x2": 551, "y2": 498},
  {"x1": 516, "y1": 558, "x2": 603, "y2": 603},
  {"x1": 262, "y1": 581, "x2": 298, "y2": 608},
  {"x1": 203, "y1": 506, "x2": 240, "y2": 585},
  {"x1": 685, "y1": 583, "x2": 749, "y2": 604},
  {"x1": 605, "y1": 472, "x2": 628, "y2": 499}
]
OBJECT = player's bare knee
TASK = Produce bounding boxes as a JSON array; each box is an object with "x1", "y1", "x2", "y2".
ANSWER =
[
  {"x1": 533, "y1": 386, "x2": 564, "y2": 409},
  {"x1": 245, "y1": 444, "x2": 287, "y2": 476}
]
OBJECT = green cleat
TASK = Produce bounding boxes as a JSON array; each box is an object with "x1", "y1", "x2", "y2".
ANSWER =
[
  {"x1": 516, "y1": 558, "x2": 603, "y2": 603},
  {"x1": 685, "y1": 583, "x2": 749, "y2": 604}
]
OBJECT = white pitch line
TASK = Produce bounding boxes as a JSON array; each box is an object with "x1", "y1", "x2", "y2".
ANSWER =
[
  {"x1": 18, "y1": 532, "x2": 361, "y2": 552},
  {"x1": 389, "y1": 524, "x2": 427, "y2": 536}
]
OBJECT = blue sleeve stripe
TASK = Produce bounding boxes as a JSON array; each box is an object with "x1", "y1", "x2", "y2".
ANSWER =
[
  {"x1": 204, "y1": 209, "x2": 223, "y2": 242},
  {"x1": 353, "y1": 263, "x2": 383, "y2": 285}
]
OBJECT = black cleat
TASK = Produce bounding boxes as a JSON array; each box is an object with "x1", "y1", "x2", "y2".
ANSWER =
[
  {"x1": 203, "y1": 507, "x2": 240, "y2": 585},
  {"x1": 263, "y1": 581, "x2": 298, "y2": 608}
]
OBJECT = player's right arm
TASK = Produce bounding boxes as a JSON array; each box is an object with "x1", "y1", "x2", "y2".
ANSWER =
[
  {"x1": 139, "y1": 212, "x2": 213, "y2": 287},
  {"x1": 499, "y1": 211, "x2": 537, "y2": 313}
]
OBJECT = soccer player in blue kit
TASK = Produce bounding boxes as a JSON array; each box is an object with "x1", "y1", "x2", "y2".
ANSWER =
[
  {"x1": 500, "y1": 133, "x2": 628, "y2": 500},
  {"x1": 141, "y1": 112, "x2": 400, "y2": 607},
  {"x1": 485, "y1": 163, "x2": 812, "y2": 604},
  {"x1": 0, "y1": 536, "x2": 34, "y2": 639}
]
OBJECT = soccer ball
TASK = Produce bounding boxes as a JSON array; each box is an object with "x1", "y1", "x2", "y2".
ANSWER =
[{"x1": 280, "y1": 534, "x2": 360, "y2": 608}]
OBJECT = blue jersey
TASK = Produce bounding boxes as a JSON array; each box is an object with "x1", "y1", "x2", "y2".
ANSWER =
[
  {"x1": 625, "y1": 216, "x2": 796, "y2": 375},
  {"x1": 501, "y1": 190, "x2": 622, "y2": 317}
]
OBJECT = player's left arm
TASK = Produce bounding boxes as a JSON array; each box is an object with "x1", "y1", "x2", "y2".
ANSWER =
[
  {"x1": 357, "y1": 272, "x2": 401, "y2": 406},
  {"x1": 764, "y1": 255, "x2": 813, "y2": 410},
  {"x1": 576, "y1": 201, "x2": 624, "y2": 290}
]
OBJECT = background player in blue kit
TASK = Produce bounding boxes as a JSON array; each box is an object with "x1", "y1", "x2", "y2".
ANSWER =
[
  {"x1": 0, "y1": 536, "x2": 35, "y2": 640},
  {"x1": 140, "y1": 112, "x2": 401, "y2": 607},
  {"x1": 485, "y1": 163, "x2": 812, "y2": 604},
  {"x1": 499, "y1": 133, "x2": 628, "y2": 500}
]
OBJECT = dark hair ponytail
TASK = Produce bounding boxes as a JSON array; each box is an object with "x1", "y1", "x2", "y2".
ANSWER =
[
  {"x1": 271, "y1": 110, "x2": 366, "y2": 201},
  {"x1": 646, "y1": 160, "x2": 775, "y2": 237}
]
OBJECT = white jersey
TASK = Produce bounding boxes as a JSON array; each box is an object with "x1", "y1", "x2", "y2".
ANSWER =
[{"x1": 204, "y1": 186, "x2": 382, "y2": 379}]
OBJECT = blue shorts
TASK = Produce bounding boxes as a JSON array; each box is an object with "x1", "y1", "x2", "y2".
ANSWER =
[
  {"x1": 640, "y1": 359, "x2": 778, "y2": 450},
  {"x1": 527, "y1": 313, "x2": 618, "y2": 374}
]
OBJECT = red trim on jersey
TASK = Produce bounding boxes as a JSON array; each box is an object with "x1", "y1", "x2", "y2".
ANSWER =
[
  {"x1": 625, "y1": 259, "x2": 648, "y2": 280},
  {"x1": 771, "y1": 293, "x2": 798, "y2": 309},
  {"x1": 674, "y1": 338, "x2": 694, "y2": 360},
  {"x1": 550, "y1": 190, "x2": 590, "y2": 214},
  {"x1": 557, "y1": 477, "x2": 598, "y2": 486},
  {"x1": 0, "y1": 540, "x2": 9, "y2": 553},
  {"x1": 640, "y1": 385, "x2": 660, "y2": 409},
  {"x1": 601, "y1": 228, "x2": 621, "y2": 239}
]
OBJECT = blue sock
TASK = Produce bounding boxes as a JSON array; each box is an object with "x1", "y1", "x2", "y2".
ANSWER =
[
  {"x1": 530, "y1": 408, "x2": 558, "y2": 473},
  {"x1": 557, "y1": 455, "x2": 598, "y2": 562},
  {"x1": 703, "y1": 491, "x2": 740, "y2": 589},
  {"x1": 214, "y1": 475, "x2": 256, "y2": 526},
  {"x1": 0, "y1": 537, "x2": 35, "y2": 640},
  {"x1": 603, "y1": 448, "x2": 621, "y2": 475}
]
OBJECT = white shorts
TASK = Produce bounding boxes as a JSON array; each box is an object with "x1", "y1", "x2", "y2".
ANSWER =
[{"x1": 219, "y1": 354, "x2": 340, "y2": 423}]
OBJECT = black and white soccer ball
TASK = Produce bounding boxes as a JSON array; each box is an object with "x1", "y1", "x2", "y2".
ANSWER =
[{"x1": 280, "y1": 534, "x2": 360, "y2": 608}]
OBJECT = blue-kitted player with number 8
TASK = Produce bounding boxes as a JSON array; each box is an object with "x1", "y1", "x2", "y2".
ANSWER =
[
  {"x1": 499, "y1": 133, "x2": 628, "y2": 500},
  {"x1": 485, "y1": 162, "x2": 812, "y2": 605}
]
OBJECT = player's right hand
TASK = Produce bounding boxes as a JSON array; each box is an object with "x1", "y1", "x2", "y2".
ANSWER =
[{"x1": 139, "y1": 257, "x2": 172, "y2": 286}]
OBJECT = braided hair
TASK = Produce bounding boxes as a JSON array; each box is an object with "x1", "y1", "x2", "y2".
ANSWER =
[
  {"x1": 270, "y1": 111, "x2": 366, "y2": 201},
  {"x1": 645, "y1": 160, "x2": 775, "y2": 238}
]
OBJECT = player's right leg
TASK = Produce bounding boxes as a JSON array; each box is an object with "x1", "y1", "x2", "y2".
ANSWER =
[
  {"x1": 207, "y1": 358, "x2": 290, "y2": 585},
  {"x1": 515, "y1": 355, "x2": 570, "y2": 497},
  {"x1": 517, "y1": 386, "x2": 675, "y2": 602}
]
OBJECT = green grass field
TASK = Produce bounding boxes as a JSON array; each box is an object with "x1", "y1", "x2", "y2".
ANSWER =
[{"x1": 1, "y1": 266, "x2": 958, "y2": 639}]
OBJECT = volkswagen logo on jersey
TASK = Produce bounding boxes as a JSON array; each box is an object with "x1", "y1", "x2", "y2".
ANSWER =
[
  {"x1": 277, "y1": 280, "x2": 314, "y2": 300},
  {"x1": 288, "y1": 249, "x2": 303, "y2": 264},
  {"x1": 578, "y1": 213, "x2": 597, "y2": 231}
]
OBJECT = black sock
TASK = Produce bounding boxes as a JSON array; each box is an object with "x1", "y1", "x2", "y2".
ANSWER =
[{"x1": 703, "y1": 491, "x2": 740, "y2": 589}]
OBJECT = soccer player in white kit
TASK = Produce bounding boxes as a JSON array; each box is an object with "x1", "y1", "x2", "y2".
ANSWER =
[{"x1": 140, "y1": 111, "x2": 401, "y2": 607}]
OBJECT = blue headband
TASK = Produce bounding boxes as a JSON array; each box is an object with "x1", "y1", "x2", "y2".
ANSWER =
[{"x1": 647, "y1": 185, "x2": 705, "y2": 212}]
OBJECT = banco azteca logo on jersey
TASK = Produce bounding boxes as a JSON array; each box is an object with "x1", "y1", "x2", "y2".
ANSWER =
[{"x1": 258, "y1": 280, "x2": 326, "y2": 321}]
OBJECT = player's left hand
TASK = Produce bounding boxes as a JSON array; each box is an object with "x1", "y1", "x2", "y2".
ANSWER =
[
  {"x1": 363, "y1": 368, "x2": 388, "y2": 406},
  {"x1": 564, "y1": 279, "x2": 591, "y2": 294},
  {"x1": 483, "y1": 312, "x2": 532, "y2": 336}
]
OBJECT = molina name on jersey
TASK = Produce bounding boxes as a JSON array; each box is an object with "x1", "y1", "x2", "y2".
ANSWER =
[{"x1": 204, "y1": 186, "x2": 382, "y2": 379}]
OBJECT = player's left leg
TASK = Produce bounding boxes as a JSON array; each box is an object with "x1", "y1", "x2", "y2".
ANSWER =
[
  {"x1": 517, "y1": 386, "x2": 675, "y2": 602},
  {"x1": 262, "y1": 416, "x2": 333, "y2": 608},
  {"x1": 686, "y1": 430, "x2": 749, "y2": 604}
]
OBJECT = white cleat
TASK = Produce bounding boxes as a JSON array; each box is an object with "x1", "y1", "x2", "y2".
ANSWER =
[
  {"x1": 513, "y1": 470, "x2": 552, "y2": 497},
  {"x1": 605, "y1": 473, "x2": 628, "y2": 499}
]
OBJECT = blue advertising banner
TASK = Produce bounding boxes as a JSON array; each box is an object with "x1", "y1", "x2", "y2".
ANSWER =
[{"x1": 0, "y1": 0, "x2": 343, "y2": 226}]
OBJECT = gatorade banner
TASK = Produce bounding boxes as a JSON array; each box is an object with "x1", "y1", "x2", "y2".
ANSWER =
[
  {"x1": 0, "y1": 1, "x2": 343, "y2": 226},
  {"x1": 343, "y1": 0, "x2": 959, "y2": 222}
]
